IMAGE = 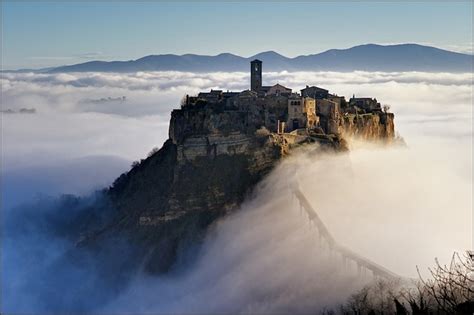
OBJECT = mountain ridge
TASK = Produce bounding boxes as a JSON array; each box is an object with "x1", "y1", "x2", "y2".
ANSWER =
[{"x1": 4, "y1": 43, "x2": 473, "y2": 73}]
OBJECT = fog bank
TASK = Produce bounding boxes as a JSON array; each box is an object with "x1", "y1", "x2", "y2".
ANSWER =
[{"x1": 1, "y1": 70, "x2": 472, "y2": 313}]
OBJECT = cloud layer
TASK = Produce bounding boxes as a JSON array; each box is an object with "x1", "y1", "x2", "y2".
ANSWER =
[
  {"x1": 2, "y1": 70, "x2": 471, "y2": 169},
  {"x1": 1, "y1": 70, "x2": 472, "y2": 313},
  {"x1": 2, "y1": 70, "x2": 472, "y2": 115}
]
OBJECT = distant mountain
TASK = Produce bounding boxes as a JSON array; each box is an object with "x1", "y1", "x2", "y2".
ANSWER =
[
  {"x1": 44, "y1": 44, "x2": 474, "y2": 73},
  {"x1": 2, "y1": 155, "x2": 130, "y2": 210}
]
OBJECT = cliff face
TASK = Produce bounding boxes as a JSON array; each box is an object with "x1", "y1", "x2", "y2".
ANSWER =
[
  {"x1": 340, "y1": 112, "x2": 395, "y2": 141},
  {"x1": 82, "y1": 99, "x2": 396, "y2": 274},
  {"x1": 103, "y1": 110, "x2": 286, "y2": 273}
]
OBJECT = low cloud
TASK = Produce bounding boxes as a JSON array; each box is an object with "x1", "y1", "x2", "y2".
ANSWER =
[
  {"x1": 2, "y1": 155, "x2": 130, "y2": 210},
  {"x1": 3, "y1": 142, "x2": 470, "y2": 313},
  {"x1": 103, "y1": 140, "x2": 471, "y2": 313},
  {"x1": 1, "y1": 70, "x2": 471, "y2": 118},
  {"x1": 2, "y1": 69, "x2": 471, "y2": 168},
  {"x1": 102, "y1": 165, "x2": 372, "y2": 314},
  {"x1": 1, "y1": 70, "x2": 472, "y2": 313}
]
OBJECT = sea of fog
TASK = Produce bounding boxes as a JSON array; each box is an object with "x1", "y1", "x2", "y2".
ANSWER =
[{"x1": 1, "y1": 70, "x2": 472, "y2": 313}]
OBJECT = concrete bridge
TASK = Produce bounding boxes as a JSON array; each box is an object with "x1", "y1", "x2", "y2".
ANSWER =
[{"x1": 291, "y1": 184, "x2": 399, "y2": 280}]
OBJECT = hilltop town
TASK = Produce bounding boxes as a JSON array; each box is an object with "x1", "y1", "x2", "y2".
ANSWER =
[
  {"x1": 170, "y1": 59, "x2": 394, "y2": 157},
  {"x1": 82, "y1": 61, "x2": 397, "y2": 273}
]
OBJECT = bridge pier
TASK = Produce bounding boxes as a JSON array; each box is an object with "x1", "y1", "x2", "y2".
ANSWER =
[{"x1": 341, "y1": 255, "x2": 347, "y2": 270}]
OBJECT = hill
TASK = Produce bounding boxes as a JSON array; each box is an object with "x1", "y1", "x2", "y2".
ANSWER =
[{"x1": 46, "y1": 44, "x2": 473, "y2": 73}]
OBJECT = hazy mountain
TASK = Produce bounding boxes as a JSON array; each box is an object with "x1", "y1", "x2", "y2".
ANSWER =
[
  {"x1": 2, "y1": 155, "x2": 130, "y2": 210},
  {"x1": 43, "y1": 44, "x2": 473, "y2": 73},
  {"x1": 292, "y1": 44, "x2": 473, "y2": 72}
]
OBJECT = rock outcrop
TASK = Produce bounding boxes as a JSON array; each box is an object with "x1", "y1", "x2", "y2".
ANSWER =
[
  {"x1": 341, "y1": 112, "x2": 395, "y2": 141},
  {"x1": 79, "y1": 73, "x2": 398, "y2": 274},
  {"x1": 100, "y1": 108, "x2": 344, "y2": 273}
]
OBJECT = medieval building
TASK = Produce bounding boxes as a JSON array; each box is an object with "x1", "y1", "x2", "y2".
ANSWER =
[{"x1": 182, "y1": 59, "x2": 387, "y2": 136}]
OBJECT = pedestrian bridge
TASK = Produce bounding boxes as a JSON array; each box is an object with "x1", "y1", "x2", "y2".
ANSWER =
[{"x1": 291, "y1": 183, "x2": 399, "y2": 280}]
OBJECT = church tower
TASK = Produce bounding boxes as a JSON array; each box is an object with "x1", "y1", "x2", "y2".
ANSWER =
[{"x1": 250, "y1": 59, "x2": 262, "y2": 92}]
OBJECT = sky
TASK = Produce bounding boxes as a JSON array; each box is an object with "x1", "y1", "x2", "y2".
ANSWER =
[{"x1": 2, "y1": 1, "x2": 473, "y2": 70}]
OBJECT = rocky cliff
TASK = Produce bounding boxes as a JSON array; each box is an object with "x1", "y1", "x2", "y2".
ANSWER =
[
  {"x1": 341, "y1": 112, "x2": 395, "y2": 141},
  {"x1": 77, "y1": 97, "x2": 396, "y2": 274}
]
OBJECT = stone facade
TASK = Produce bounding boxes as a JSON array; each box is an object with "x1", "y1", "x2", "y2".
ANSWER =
[
  {"x1": 301, "y1": 85, "x2": 329, "y2": 99},
  {"x1": 266, "y1": 83, "x2": 292, "y2": 96},
  {"x1": 327, "y1": 94, "x2": 346, "y2": 108},
  {"x1": 286, "y1": 95, "x2": 318, "y2": 131}
]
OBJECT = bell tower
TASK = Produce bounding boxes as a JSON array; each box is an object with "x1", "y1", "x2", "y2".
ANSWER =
[{"x1": 250, "y1": 59, "x2": 262, "y2": 92}]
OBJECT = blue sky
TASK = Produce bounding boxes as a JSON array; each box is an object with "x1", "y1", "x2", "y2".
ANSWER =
[{"x1": 2, "y1": 1, "x2": 473, "y2": 69}]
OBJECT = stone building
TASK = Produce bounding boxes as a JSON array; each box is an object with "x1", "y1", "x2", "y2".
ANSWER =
[
  {"x1": 266, "y1": 83, "x2": 292, "y2": 96},
  {"x1": 287, "y1": 94, "x2": 318, "y2": 131},
  {"x1": 184, "y1": 60, "x2": 390, "y2": 138},
  {"x1": 236, "y1": 90, "x2": 258, "y2": 111},
  {"x1": 349, "y1": 97, "x2": 381, "y2": 112},
  {"x1": 198, "y1": 89, "x2": 223, "y2": 103},
  {"x1": 301, "y1": 86, "x2": 329, "y2": 99},
  {"x1": 316, "y1": 99, "x2": 340, "y2": 134},
  {"x1": 264, "y1": 94, "x2": 290, "y2": 132},
  {"x1": 327, "y1": 94, "x2": 346, "y2": 108}
]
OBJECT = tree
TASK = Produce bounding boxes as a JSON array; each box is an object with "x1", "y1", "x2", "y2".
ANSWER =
[
  {"x1": 334, "y1": 252, "x2": 474, "y2": 314},
  {"x1": 383, "y1": 104, "x2": 391, "y2": 113},
  {"x1": 416, "y1": 252, "x2": 474, "y2": 314},
  {"x1": 147, "y1": 146, "x2": 160, "y2": 157}
]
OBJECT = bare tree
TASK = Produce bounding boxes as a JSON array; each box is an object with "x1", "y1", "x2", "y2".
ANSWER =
[
  {"x1": 341, "y1": 279, "x2": 403, "y2": 314},
  {"x1": 416, "y1": 252, "x2": 474, "y2": 314},
  {"x1": 399, "y1": 281, "x2": 434, "y2": 314},
  {"x1": 333, "y1": 252, "x2": 473, "y2": 314}
]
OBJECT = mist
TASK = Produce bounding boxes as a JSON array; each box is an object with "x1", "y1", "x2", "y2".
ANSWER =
[
  {"x1": 102, "y1": 160, "x2": 373, "y2": 314},
  {"x1": 1, "y1": 70, "x2": 472, "y2": 313},
  {"x1": 103, "y1": 138, "x2": 471, "y2": 313}
]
